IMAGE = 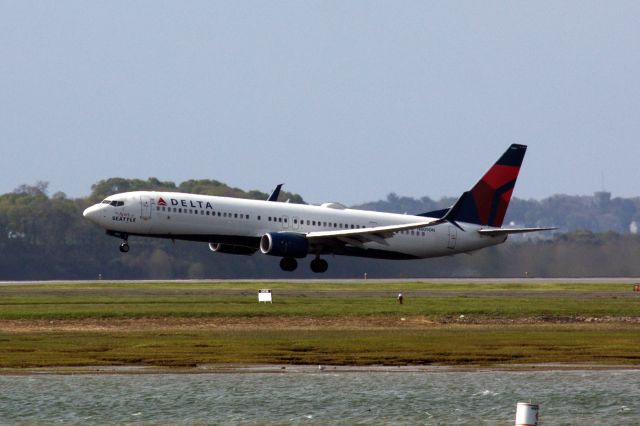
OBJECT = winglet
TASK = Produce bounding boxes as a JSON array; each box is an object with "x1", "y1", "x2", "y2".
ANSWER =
[{"x1": 267, "y1": 184, "x2": 284, "y2": 202}]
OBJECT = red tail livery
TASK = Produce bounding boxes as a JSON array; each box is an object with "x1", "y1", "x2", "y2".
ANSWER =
[{"x1": 443, "y1": 144, "x2": 526, "y2": 227}]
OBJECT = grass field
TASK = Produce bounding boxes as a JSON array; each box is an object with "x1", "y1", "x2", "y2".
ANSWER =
[{"x1": 1, "y1": 280, "x2": 639, "y2": 369}]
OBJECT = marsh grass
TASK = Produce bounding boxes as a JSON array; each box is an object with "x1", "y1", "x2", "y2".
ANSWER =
[{"x1": 2, "y1": 325, "x2": 640, "y2": 368}]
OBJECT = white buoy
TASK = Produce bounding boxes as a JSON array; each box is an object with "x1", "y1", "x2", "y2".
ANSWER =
[{"x1": 515, "y1": 402, "x2": 539, "y2": 426}]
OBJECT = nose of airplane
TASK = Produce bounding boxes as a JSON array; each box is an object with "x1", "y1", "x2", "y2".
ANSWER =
[{"x1": 83, "y1": 204, "x2": 100, "y2": 223}]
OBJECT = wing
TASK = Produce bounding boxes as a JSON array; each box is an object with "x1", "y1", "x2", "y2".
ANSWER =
[{"x1": 306, "y1": 218, "x2": 445, "y2": 248}]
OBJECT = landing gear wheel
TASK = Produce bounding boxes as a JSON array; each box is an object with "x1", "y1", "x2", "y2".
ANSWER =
[
  {"x1": 119, "y1": 242, "x2": 130, "y2": 253},
  {"x1": 310, "y1": 258, "x2": 328, "y2": 273},
  {"x1": 280, "y1": 257, "x2": 298, "y2": 272}
]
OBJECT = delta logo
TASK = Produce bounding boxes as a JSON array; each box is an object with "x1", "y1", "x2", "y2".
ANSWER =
[{"x1": 160, "y1": 197, "x2": 216, "y2": 209}]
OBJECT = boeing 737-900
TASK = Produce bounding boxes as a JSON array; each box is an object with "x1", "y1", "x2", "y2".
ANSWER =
[{"x1": 83, "y1": 144, "x2": 553, "y2": 273}]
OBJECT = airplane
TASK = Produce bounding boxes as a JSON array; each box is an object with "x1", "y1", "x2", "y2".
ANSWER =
[{"x1": 83, "y1": 144, "x2": 554, "y2": 273}]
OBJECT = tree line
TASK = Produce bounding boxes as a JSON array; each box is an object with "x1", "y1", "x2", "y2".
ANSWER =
[
  {"x1": 1, "y1": 179, "x2": 639, "y2": 280},
  {"x1": 354, "y1": 190, "x2": 640, "y2": 234}
]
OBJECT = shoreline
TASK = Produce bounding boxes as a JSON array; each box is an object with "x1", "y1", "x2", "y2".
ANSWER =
[{"x1": 3, "y1": 363, "x2": 639, "y2": 376}]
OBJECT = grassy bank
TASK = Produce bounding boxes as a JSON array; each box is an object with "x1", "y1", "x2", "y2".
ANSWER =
[
  {"x1": 0, "y1": 295, "x2": 638, "y2": 320},
  {"x1": 1, "y1": 281, "x2": 639, "y2": 368},
  {"x1": 1, "y1": 281, "x2": 639, "y2": 320}
]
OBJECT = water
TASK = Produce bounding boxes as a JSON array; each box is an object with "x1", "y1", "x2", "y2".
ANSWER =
[{"x1": 1, "y1": 369, "x2": 639, "y2": 425}]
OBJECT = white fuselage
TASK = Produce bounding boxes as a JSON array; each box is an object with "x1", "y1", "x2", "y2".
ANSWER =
[{"x1": 83, "y1": 191, "x2": 507, "y2": 260}]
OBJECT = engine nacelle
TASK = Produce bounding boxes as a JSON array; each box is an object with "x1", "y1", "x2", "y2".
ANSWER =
[
  {"x1": 259, "y1": 232, "x2": 309, "y2": 258},
  {"x1": 208, "y1": 243, "x2": 257, "y2": 256}
]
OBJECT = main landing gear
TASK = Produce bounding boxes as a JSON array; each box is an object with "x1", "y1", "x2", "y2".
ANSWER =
[
  {"x1": 280, "y1": 257, "x2": 297, "y2": 272},
  {"x1": 310, "y1": 257, "x2": 328, "y2": 273},
  {"x1": 278, "y1": 256, "x2": 329, "y2": 273}
]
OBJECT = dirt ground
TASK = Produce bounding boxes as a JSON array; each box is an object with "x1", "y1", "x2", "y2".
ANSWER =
[{"x1": 2, "y1": 314, "x2": 639, "y2": 333}]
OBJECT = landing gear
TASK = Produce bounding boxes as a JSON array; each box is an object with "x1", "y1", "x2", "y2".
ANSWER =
[
  {"x1": 310, "y1": 257, "x2": 328, "y2": 273},
  {"x1": 119, "y1": 241, "x2": 130, "y2": 253},
  {"x1": 280, "y1": 257, "x2": 298, "y2": 271}
]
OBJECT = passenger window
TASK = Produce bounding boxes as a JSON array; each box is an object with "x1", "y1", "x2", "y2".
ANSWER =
[
  {"x1": 278, "y1": 218, "x2": 282, "y2": 223},
  {"x1": 258, "y1": 216, "x2": 261, "y2": 220},
  {"x1": 246, "y1": 215, "x2": 250, "y2": 220},
  {"x1": 234, "y1": 213, "x2": 238, "y2": 218}
]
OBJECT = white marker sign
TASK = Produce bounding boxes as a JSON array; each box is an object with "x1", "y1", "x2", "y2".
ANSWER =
[{"x1": 258, "y1": 289, "x2": 272, "y2": 303}]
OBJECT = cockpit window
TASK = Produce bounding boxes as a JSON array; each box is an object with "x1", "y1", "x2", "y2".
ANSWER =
[
  {"x1": 102, "y1": 200, "x2": 111, "y2": 204},
  {"x1": 102, "y1": 199, "x2": 124, "y2": 207}
]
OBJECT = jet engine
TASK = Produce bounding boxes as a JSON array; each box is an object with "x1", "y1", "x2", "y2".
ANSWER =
[
  {"x1": 259, "y1": 232, "x2": 309, "y2": 258},
  {"x1": 208, "y1": 243, "x2": 257, "y2": 256}
]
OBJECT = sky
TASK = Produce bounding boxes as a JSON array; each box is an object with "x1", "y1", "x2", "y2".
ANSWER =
[{"x1": 1, "y1": 1, "x2": 639, "y2": 205}]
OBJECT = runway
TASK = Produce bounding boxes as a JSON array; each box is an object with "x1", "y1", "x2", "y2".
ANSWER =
[{"x1": 1, "y1": 277, "x2": 638, "y2": 286}]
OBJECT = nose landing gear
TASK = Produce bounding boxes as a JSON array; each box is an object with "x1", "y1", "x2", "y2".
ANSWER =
[{"x1": 105, "y1": 231, "x2": 131, "y2": 253}]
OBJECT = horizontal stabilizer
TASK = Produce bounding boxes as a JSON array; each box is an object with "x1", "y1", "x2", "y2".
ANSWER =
[{"x1": 477, "y1": 227, "x2": 556, "y2": 236}]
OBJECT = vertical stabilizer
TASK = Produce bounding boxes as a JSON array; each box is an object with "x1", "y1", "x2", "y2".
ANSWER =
[{"x1": 444, "y1": 144, "x2": 526, "y2": 227}]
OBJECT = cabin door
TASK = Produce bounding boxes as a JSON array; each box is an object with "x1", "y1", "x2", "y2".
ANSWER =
[
  {"x1": 447, "y1": 225, "x2": 457, "y2": 249},
  {"x1": 140, "y1": 195, "x2": 152, "y2": 220}
]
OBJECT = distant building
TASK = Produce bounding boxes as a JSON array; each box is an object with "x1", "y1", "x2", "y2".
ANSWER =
[{"x1": 593, "y1": 191, "x2": 611, "y2": 209}]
